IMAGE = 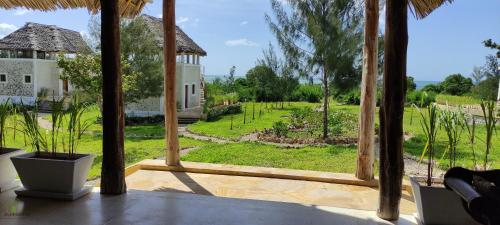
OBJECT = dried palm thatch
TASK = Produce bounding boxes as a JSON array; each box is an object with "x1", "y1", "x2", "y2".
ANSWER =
[
  {"x1": 409, "y1": 0, "x2": 453, "y2": 19},
  {"x1": 0, "y1": 0, "x2": 148, "y2": 17}
]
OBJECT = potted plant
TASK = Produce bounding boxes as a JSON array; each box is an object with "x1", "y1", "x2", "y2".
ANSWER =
[
  {"x1": 11, "y1": 96, "x2": 95, "y2": 200},
  {"x1": 0, "y1": 99, "x2": 24, "y2": 192},
  {"x1": 409, "y1": 104, "x2": 479, "y2": 225}
]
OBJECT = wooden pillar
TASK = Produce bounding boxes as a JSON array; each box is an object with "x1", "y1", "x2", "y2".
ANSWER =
[
  {"x1": 378, "y1": 0, "x2": 407, "y2": 220},
  {"x1": 163, "y1": 0, "x2": 180, "y2": 166},
  {"x1": 100, "y1": 0, "x2": 126, "y2": 194},
  {"x1": 356, "y1": 0, "x2": 379, "y2": 181}
]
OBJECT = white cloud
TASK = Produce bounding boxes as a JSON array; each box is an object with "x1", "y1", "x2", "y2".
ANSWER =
[
  {"x1": 157, "y1": 14, "x2": 163, "y2": 18},
  {"x1": 177, "y1": 16, "x2": 189, "y2": 24},
  {"x1": 14, "y1": 9, "x2": 30, "y2": 16},
  {"x1": 240, "y1": 21, "x2": 248, "y2": 26},
  {"x1": 0, "y1": 23, "x2": 17, "y2": 38},
  {"x1": 225, "y1": 38, "x2": 259, "y2": 47}
]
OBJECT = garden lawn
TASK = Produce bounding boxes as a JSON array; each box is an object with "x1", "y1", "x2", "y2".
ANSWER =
[
  {"x1": 181, "y1": 141, "x2": 370, "y2": 174},
  {"x1": 435, "y1": 94, "x2": 482, "y2": 106},
  {"x1": 188, "y1": 102, "x2": 321, "y2": 139}
]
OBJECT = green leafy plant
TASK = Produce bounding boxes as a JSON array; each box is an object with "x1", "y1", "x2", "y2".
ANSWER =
[
  {"x1": 416, "y1": 103, "x2": 439, "y2": 186},
  {"x1": 65, "y1": 96, "x2": 92, "y2": 159},
  {"x1": 272, "y1": 121, "x2": 289, "y2": 137},
  {"x1": 462, "y1": 113, "x2": 478, "y2": 169},
  {"x1": 19, "y1": 101, "x2": 48, "y2": 154},
  {"x1": 480, "y1": 101, "x2": 498, "y2": 170},
  {"x1": 0, "y1": 99, "x2": 12, "y2": 150},
  {"x1": 439, "y1": 107, "x2": 463, "y2": 168},
  {"x1": 49, "y1": 95, "x2": 66, "y2": 155}
]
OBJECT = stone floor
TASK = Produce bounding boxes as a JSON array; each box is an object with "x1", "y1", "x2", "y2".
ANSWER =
[
  {"x1": 126, "y1": 170, "x2": 416, "y2": 215},
  {"x1": 0, "y1": 188, "x2": 417, "y2": 225}
]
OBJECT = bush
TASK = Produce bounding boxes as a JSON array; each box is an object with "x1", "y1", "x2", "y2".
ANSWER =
[
  {"x1": 206, "y1": 103, "x2": 242, "y2": 121},
  {"x1": 328, "y1": 110, "x2": 358, "y2": 136},
  {"x1": 472, "y1": 76, "x2": 499, "y2": 101},
  {"x1": 440, "y1": 73, "x2": 473, "y2": 96},
  {"x1": 125, "y1": 115, "x2": 164, "y2": 126},
  {"x1": 272, "y1": 121, "x2": 289, "y2": 137},
  {"x1": 289, "y1": 107, "x2": 314, "y2": 128},
  {"x1": 421, "y1": 84, "x2": 442, "y2": 93},
  {"x1": 290, "y1": 84, "x2": 323, "y2": 103},
  {"x1": 336, "y1": 88, "x2": 381, "y2": 106},
  {"x1": 406, "y1": 91, "x2": 436, "y2": 107}
]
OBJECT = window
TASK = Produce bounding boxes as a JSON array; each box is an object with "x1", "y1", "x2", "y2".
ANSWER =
[
  {"x1": 24, "y1": 75, "x2": 32, "y2": 84},
  {"x1": 36, "y1": 51, "x2": 46, "y2": 59},
  {"x1": 16, "y1": 50, "x2": 33, "y2": 59},
  {"x1": 192, "y1": 84, "x2": 196, "y2": 95},
  {"x1": 0, "y1": 74, "x2": 6, "y2": 83},
  {"x1": 0, "y1": 50, "x2": 8, "y2": 58}
]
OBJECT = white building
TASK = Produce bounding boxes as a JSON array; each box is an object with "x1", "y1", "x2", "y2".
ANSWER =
[
  {"x1": 124, "y1": 15, "x2": 208, "y2": 120},
  {"x1": 0, "y1": 22, "x2": 89, "y2": 104}
]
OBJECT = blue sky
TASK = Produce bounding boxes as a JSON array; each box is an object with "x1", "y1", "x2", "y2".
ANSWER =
[{"x1": 0, "y1": 0, "x2": 498, "y2": 81}]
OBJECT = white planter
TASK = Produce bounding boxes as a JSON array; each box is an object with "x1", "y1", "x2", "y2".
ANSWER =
[
  {"x1": 410, "y1": 176, "x2": 480, "y2": 225},
  {"x1": 0, "y1": 148, "x2": 24, "y2": 192},
  {"x1": 11, "y1": 152, "x2": 94, "y2": 197}
]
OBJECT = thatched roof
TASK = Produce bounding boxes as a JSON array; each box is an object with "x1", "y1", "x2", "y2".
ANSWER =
[
  {"x1": 410, "y1": 0, "x2": 453, "y2": 19},
  {"x1": 0, "y1": 0, "x2": 147, "y2": 18},
  {"x1": 0, "y1": 22, "x2": 90, "y2": 53},
  {"x1": 140, "y1": 15, "x2": 207, "y2": 56}
]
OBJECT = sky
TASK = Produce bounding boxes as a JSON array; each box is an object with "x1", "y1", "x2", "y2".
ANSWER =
[{"x1": 0, "y1": 0, "x2": 498, "y2": 81}]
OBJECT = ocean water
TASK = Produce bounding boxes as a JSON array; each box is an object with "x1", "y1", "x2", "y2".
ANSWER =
[{"x1": 415, "y1": 81, "x2": 439, "y2": 89}]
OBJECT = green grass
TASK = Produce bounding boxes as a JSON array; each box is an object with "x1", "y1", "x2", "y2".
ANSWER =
[
  {"x1": 181, "y1": 141, "x2": 369, "y2": 174},
  {"x1": 188, "y1": 102, "x2": 321, "y2": 139},
  {"x1": 3, "y1": 101, "x2": 498, "y2": 180},
  {"x1": 435, "y1": 94, "x2": 482, "y2": 106}
]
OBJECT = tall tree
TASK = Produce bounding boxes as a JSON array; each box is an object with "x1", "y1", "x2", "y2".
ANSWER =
[
  {"x1": 471, "y1": 66, "x2": 485, "y2": 84},
  {"x1": 121, "y1": 17, "x2": 164, "y2": 103},
  {"x1": 257, "y1": 43, "x2": 300, "y2": 104},
  {"x1": 225, "y1": 66, "x2": 237, "y2": 93},
  {"x1": 266, "y1": 0, "x2": 363, "y2": 139}
]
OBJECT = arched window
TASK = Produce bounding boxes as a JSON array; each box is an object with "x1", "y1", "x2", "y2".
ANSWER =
[{"x1": 192, "y1": 84, "x2": 196, "y2": 95}]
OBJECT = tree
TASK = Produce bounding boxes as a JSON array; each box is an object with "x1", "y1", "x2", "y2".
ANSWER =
[
  {"x1": 266, "y1": 0, "x2": 363, "y2": 139},
  {"x1": 225, "y1": 66, "x2": 237, "y2": 93},
  {"x1": 484, "y1": 39, "x2": 500, "y2": 58},
  {"x1": 57, "y1": 54, "x2": 139, "y2": 106},
  {"x1": 121, "y1": 17, "x2": 164, "y2": 103},
  {"x1": 421, "y1": 83, "x2": 442, "y2": 93},
  {"x1": 257, "y1": 43, "x2": 300, "y2": 104},
  {"x1": 440, "y1": 74, "x2": 473, "y2": 96},
  {"x1": 471, "y1": 66, "x2": 485, "y2": 84},
  {"x1": 246, "y1": 65, "x2": 280, "y2": 102},
  {"x1": 406, "y1": 76, "x2": 417, "y2": 92}
]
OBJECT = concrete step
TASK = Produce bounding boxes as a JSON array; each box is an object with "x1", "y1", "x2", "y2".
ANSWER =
[{"x1": 178, "y1": 117, "x2": 200, "y2": 124}]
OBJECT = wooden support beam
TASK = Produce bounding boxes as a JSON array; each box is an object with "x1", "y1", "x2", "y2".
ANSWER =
[
  {"x1": 100, "y1": 0, "x2": 127, "y2": 194},
  {"x1": 356, "y1": 0, "x2": 379, "y2": 181},
  {"x1": 163, "y1": 0, "x2": 180, "y2": 166},
  {"x1": 377, "y1": 0, "x2": 407, "y2": 220}
]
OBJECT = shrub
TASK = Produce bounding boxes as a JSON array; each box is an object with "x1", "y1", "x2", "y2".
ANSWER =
[
  {"x1": 421, "y1": 84, "x2": 442, "y2": 93},
  {"x1": 290, "y1": 84, "x2": 323, "y2": 103},
  {"x1": 206, "y1": 103, "x2": 242, "y2": 121},
  {"x1": 406, "y1": 91, "x2": 436, "y2": 107},
  {"x1": 272, "y1": 121, "x2": 289, "y2": 137},
  {"x1": 328, "y1": 110, "x2": 358, "y2": 136},
  {"x1": 440, "y1": 73, "x2": 473, "y2": 96},
  {"x1": 472, "y1": 76, "x2": 499, "y2": 101},
  {"x1": 125, "y1": 115, "x2": 164, "y2": 126},
  {"x1": 336, "y1": 88, "x2": 381, "y2": 106},
  {"x1": 289, "y1": 107, "x2": 314, "y2": 128}
]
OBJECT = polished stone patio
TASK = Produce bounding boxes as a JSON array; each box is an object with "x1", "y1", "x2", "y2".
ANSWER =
[
  {"x1": 0, "y1": 188, "x2": 416, "y2": 225},
  {"x1": 126, "y1": 170, "x2": 416, "y2": 214}
]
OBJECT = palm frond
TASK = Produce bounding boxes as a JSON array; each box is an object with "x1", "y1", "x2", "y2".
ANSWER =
[{"x1": 409, "y1": 0, "x2": 453, "y2": 19}]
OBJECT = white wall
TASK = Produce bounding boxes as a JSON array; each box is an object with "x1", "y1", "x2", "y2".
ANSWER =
[{"x1": 34, "y1": 59, "x2": 60, "y2": 96}]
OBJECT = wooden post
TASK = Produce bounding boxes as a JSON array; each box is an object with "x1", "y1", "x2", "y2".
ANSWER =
[
  {"x1": 163, "y1": 0, "x2": 180, "y2": 166},
  {"x1": 356, "y1": 0, "x2": 379, "y2": 181},
  {"x1": 100, "y1": 0, "x2": 126, "y2": 194},
  {"x1": 378, "y1": 0, "x2": 407, "y2": 220}
]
